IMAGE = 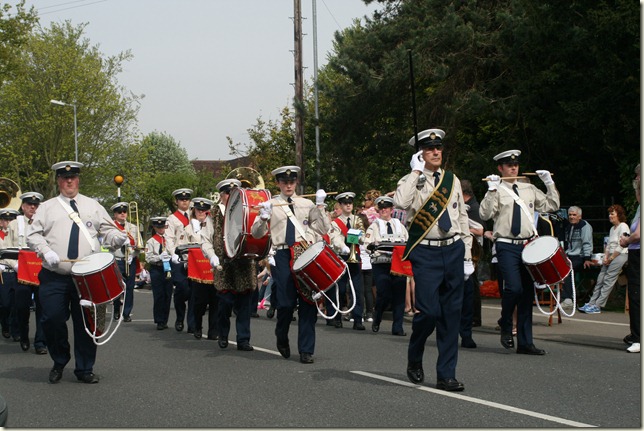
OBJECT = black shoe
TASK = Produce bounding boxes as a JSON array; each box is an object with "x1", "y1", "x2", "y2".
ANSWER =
[
  {"x1": 218, "y1": 337, "x2": 228, "y2": 349},
  {"x1": 77, "y1": 373, "x2": 99, "y2": 384},
  {"x1": 12, "y1": 335, "x2": 20, "y2": 342},
  {"x1": 113, "y1": 312, "x2": 120, "y2": 321},
  {"x1": 406, "y1": 362, "x2": 424, "y2": 384},
  {"x1": 372, "y1": 322, "x2": 380, "y2": 333},
  {"x1": 436, "y1": 378, "x2": 464, "y2": 392},
  {"x1": 175, "y1": 321, "x2": 184, "y2": 332},
  {"x1": 207, "y1": 335, "x2": 219, "y2": 341},
  {"x1": 49, "y1": 368, "x2": 63, "y2": 384},
  {"x1": 326, "y1": 320, "x2": 335, "y2": 326},
  {"x1": 334, "y1": 319, "x2": 343, "y2": 328},
  {"x1": 20, "y1": 339, "x2": 30, "y2": 351},
  {"x1": 277, "y1": 341, "x2": 291, "y2": 359},
  {"x1": 392, "y1": 330, "x2": 407, "y2": 336},
  {"x1": 624, "y1": 333, "x2": 635, "y2": 345},
  {"x1": 187, "y1": 328, "x2": 194, "y2": 334},
  {"x1": 35, "y1": 346, "x2": 48, "y2": 355},
  {"x1": 299, "y1": 353, "x2": 314, "y2": 364},
  {"x1": 123, "y1": 315, "x2": 132, "y2": 322},
  {"x1": 237, "y1": 343, "x2": 254, "y2": 351},
  {"x1": 156, "y1": 323, "x2": 165, "y2": 330},
  {"x1": 516, "y1": 344, "x2": 546, "y2": 355},
  {"x1": 500, "y1": 332, "x2": 514, "y2": 349},
  {"x1": 193, "y1": 330, "x2": 202, "y2": 340},
  {"x1": 1, "y1": 329, "x2": 9, "y2": 338},
  {"x1": 267, "y1": 307, "x2": 275, "y2": 319},
  {"x1": 251, "y1": 313, "x2": 260, "y2": 318},
  {"x1": 353, "y1": 322, "x2": 365, "y2": 331},
  {"x1": 461, "y1": 337, "x2": 477, "y2": 349}
]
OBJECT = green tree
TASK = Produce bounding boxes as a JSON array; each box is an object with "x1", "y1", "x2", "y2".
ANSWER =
[{"x1": 0, "y1": 0, "x2": 38, "y2": 87}]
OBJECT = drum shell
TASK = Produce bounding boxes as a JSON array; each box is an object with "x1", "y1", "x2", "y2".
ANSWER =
[
  {"x1": 521, "y1": 236, "x2": 571, "y2": 285},
  {"x1": 71, "y1": 253, "x2": 125, "y2": 305},
  {"x1": 292, "y1": 241, "x2": 346, "y2": 295},
  {"x1": 224, "y1": 188, "x2": 271, "y2": 260}
]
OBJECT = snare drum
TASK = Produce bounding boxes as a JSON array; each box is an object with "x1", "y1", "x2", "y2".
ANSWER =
[
  {"x1": 292, "y1": 241, "x2": 347, "y2": 302},
  {"x1": 71, "y1": 252, "x2": 125, "y2": 305},
  {"x1": 224, "y1": 188, "x2": 271, "y2": 259},
  {"x1": 521, "y1": 236, "x2": 571, "y2": 285}
]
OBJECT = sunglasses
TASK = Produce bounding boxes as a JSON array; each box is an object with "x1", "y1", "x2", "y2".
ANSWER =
[{"x1": 115, "y1": 209, "x2": 127, "y2": 214}]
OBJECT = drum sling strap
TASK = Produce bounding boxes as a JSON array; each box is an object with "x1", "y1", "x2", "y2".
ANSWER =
[
  {"x1": 57, "y1": 196, "x2": 96, "y2": 253},
  {"x1": 499, "y1": 183, "x2": 538, "y2": 238},
  {"x1": 276, "y1": 196, "x2": 309, "y2": 245},
  {"x1": 402, "y1": 170, "x2": 454, "y2": 261}
]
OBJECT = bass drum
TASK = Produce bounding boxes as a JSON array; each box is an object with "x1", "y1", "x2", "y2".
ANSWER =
[{"x1": 224, "y1": 187, "x2": 271, "y2": 260}]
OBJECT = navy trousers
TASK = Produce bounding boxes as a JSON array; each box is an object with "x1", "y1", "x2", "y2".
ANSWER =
[
  {"x1": 114, "y1": 259, "x2": 136, "y2": 318},
  {"x1": 193, "y1": 281, "x2": 218, "y2": 337},
  {"x1": 150, "y1": 266, "x2": 173, "y2": 325},
  {"x1": 217, "y1": 290, "x2": 252, "y2": 344},
  {"x1": 372, "y1": 263, "x2": 406, "y2": 333},
  {"x1": 171, "y1": 261, "x2": 195, "y2": 330}
]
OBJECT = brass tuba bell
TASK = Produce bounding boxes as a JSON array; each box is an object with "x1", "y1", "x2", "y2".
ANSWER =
[
  {"x1": 226, "y1": 167, "x2": 265, "y2": 189},
  {"x1": 0, "y1": 178, "x2": 22, "y2": 210}
]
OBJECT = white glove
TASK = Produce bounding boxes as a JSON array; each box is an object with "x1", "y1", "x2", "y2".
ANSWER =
[
  {"x1": 486, "y1": 175, "x2": 501, "y2": 191},
  {"x1": 410, "y1": 150, "x2": 425, "y2": 172},
  {"x1": 315, "y1": 189, "x2": 327, "y2": 206},
  {"x1": 191, "y1": 218, "x2": 201, "y2": 233},
  {"x1": 14, "y1": 263, "x2": 18, "y2": 272},
  {"x1": 127, "y1": 255, "x2": 133, "y2": 265},
  {"x1": 534, "y1": 281, "x2": 548, "y2": 290},
  {"x1": 0, "y1": 264, "x2": 5, "y2": 272},
  {"x1": 536, "y1": 170, "x2": 554, "y2": 186},
  {"x1": 171, "y1": 253, "x2": 180, "y2": 264},
  {"x1": 115, "y1": 233, "x2": 129, "y2": 247},
  {"x1": 44, "y1": 250, "x2": 60, "y2": 266},
  {"x1": 210, "y1": 255, "x2": 220, "y2": 268},
  {"x1": 160, "y1": 251, "x2": 171, "y2": 262},
  {"x1": 464, "y1": 260, "x2": 475, "y2": 280},
  {"x1": 259, "y1": 201, "x2": 272, "y2": 221},
  {"x1": 268, "y1": 256, "x2": 276, "y2": 267},
  {"x1": 341, "y1": 245, "x2": 351, "y2": 255}
]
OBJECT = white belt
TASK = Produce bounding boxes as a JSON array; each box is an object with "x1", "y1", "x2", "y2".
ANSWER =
[
  {"x1": 496, "y1": 236, "x2": 533, "y2": 245},
  {"x1": 419, "y1": 234, "x2": 461, "y2": 247},
  {"x1": 275, "y1": 245, "x2": 291, "y2": 250}
]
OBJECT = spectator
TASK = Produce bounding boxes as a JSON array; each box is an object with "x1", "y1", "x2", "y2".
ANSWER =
[
  {"x1": 620, "y1": 164, "x2": 640, "y2": 353},
  {"x1": 562, "y1": 206, "x2": 594, "y2": 311}
]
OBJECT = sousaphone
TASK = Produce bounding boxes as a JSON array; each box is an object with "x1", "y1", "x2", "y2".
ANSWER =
[
  {"x1": 0, "y1": 178, "x2": 22, "y2": 210},
  {"x1": 226, "y1": 167, "x2": 265, "y2": 190}
]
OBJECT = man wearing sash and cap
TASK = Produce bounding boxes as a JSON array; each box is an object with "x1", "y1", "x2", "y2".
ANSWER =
[
  {"x1": 0, "y1": 209, "x2": 20, "y2": 343},
  {"x1": 185, "y1": 197, "x2": 217, "y2": 340},
  {"x1": 27, "y1": 161, "x2": 129, "y2": 384},
  {"x1": 363, "y1": 196, "x2": 409, "y2": 336},
  {"x1": 165, "y1": 188, "x2": 196, "y2": 333},
  {"x1": 394, "y1": 129, "x2": 473, "y2": 391},
  {"x1": 109, "y1": 202, "x2": 141, "y2": 322},
  {"x1": 203, "y1": 179, "x2": 256, "y2": 350},
  {"x1": 479, "y1": 150, "x2": 559, "y2": 355},
  {"x1": 145, "y1": 217, "x2": 174, "y2": 330},
  {"x1": 327, "y1": 191, "x2": 366, "y2": 330},
  {"x1": 251, "y1": 166, "x2": 330, "y2": 364},
  {"x1": 8, "y1": 192, "x2": 48, "y2": 353}
]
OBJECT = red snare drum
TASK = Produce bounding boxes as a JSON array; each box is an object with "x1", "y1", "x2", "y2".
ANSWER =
[
  {"x1": 71, "y1": 252, "x2": 125, "y2": 305},
  {"x1": 17, "y1": 249, "x2": 42, "y2": 286},
  {"x1": 521, "y1": 236, "x2": 571, "y2": 285},
  {"x1": 224, "y1": 188, "x2": 271, "y2": 259},
  {"x1": 292, "y1": 241, "x2": 347, "y2": 299}
]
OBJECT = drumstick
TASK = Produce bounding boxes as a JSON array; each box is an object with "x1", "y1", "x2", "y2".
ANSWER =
[
  {"x1": 298, "y1": 192, "x2": 338, "y2": 198},
  {"x1": 523, "y1": 172, "x2": 555, "y2": 176},
  {"x1": 61, "y1": 259, "x2": 85, "y2": 263},
  {"x1": 481, "y1": 176, "x2": 527, "y2": 181}
]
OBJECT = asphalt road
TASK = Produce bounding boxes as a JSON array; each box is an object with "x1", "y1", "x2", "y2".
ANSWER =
[{"x1": 0, "y1": 288, "x2": 640, "y2": 428}]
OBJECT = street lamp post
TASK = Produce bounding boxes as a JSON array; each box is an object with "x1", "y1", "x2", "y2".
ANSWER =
[{"x1": 50, "y1": 99, "x2": 78, "y2": 162}]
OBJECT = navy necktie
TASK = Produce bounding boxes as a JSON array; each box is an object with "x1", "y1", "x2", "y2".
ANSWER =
[
  {"x1": 285, "y1": 197, "x2": 295, "y2": 246},
  {"x1": 386, "y1": 221, "x2": 393, "y2": 235},
  {"x1": 346, "y1": 217, "x2": 351, "y2": 230},
  {"x1": 433, "y1": 172, "x2": 452, "y2": 232},
  {"x1": 511, "y1": 184, "x2": 521, "y2": 236},
  {"x1": 67, "y1": 199, "x2": 79, "y2": 259}
]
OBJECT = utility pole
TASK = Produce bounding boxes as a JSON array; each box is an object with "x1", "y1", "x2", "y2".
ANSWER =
[{"x1": 293, "y1": 0, "x2": 305, "y2": 193}]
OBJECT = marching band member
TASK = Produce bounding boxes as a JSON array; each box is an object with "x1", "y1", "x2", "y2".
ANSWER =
[
  {"x1": 202, "y1": 180, "x2": 256, "y2": 350},
  {"x1": 8, "y1": 192, "x2": 47, "y2": 353},
  {"x1": 185, "y1": 197, "x2": 217, "y2": 340},
  {"x1": 27, "y1": 161, "x2": 129, "y2": 384},
  {"x1": 327, "y1": 191, "x2": 365, "y2": 330},
  {"x1": 363, "y1": 196, "x2": 409, "y2": 336},
  {"x1": 0, "y1": 209, "x2": 19, "y2": 343},
  {"x1": 479, "y1": 150, "x2": 559, "y2": 355},
  {"x1": 165, "y1": 188, "x2": 196, "y2": 333},
  {"x1": 394, "y1": 129, "x2": 472, "y2": 391},
  {"x1": 109, "y1": 202, "x2": 141, "y2": 322},
  {"x1": 251, "y1": 166, "x2": 331, "y2": 364},
  {"x1": 145, "y1": 217, "x2": 173, "y2": 330}
]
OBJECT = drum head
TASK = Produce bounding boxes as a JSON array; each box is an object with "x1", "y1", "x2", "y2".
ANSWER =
[
  {"x1": 292, "y1": 242, "x2": 325, "y2": 271},
  {"x1": 521, "y1": 236, "x2": 560, "y2": 265},
  {"x1": 71, "y1": 252, "x2": 115, "y2": 276},
  {"x1": 224, "y1": 187, "x2": 245, "y2": 259}
]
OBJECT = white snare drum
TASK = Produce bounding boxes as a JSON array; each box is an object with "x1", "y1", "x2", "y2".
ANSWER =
[
  {"x1": 224, "y1": 188, "x2": 271, "y2": 259},
  {"x1": 521, "y1": 236, "x2": 571, "y2": 285}
]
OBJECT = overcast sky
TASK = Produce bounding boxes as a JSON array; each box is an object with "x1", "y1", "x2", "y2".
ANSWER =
[{"x1": 24, "y1": 0, "x2": 379, "y2": 161}]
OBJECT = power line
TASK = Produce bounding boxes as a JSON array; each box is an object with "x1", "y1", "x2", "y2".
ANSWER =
[{"x1": 38, "y1": 0, "x2": 109, "y2": 16}]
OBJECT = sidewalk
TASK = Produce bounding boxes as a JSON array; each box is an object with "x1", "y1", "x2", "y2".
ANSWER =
[{"x1": 476, "y1": 298, "x2": 632, "y2": 351}]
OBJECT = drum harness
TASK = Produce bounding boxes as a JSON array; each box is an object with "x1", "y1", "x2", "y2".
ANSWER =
[
  {"x1": 279, "y1": 196, "x2": 356, "y2": 320},
  {"x1": 499, "y1": 184, "x2": 576, "y2": 317}
]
